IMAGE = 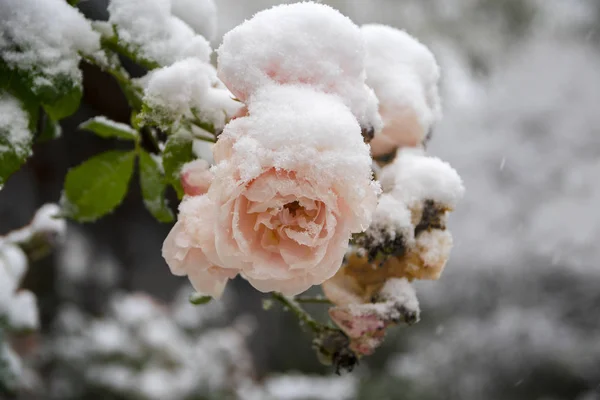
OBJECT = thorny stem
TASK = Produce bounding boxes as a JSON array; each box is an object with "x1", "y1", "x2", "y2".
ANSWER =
[{"x1": 271, "y1": 292, "x2": 330, "y2": 334}]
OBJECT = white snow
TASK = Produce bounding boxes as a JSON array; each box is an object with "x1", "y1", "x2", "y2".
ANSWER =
[
  {"x1": 7, "y1": 290, "x2": 39, "y2": 331},
  {"x1": 367, "y1": 193, "x2": 415, "y2": 247},
  {"x1": 0, "y1": 0, "x2": 101, "y2": 88},
  {"x1": 0, "y1": 93, "x2": 32, "y2": 159},
  {"x1": 362, "y1": 24, "x2": 442, "y2": 148},
  {"x1": 415, "y1": 229, "x2": 453, "y2": 271},
  {"x1": 263, "y1": 374, "x2": 357, "y2": 400},
  {"x1": 85, "y1": 116, "x2": 138, "y2": 138},
  {"x1": 217, "y1": 2, "x2": 382, "y2": 131},
  {"x1": 381, "y1": 149, "x2": 465, "y2": 209},
  {"x1": 171, "y1": 0, "x2": 217, "y2": 41},
  {"x1": 49, "y1": 288, "x2": 254, "y2": 400},
  {"x1": 5, "y1": 203, "x2": 66, "y2": 245},
  {"x1": 108, "y1": 0, "x2": 212, "y2": 66},
  {"x1": 143, "y1": 58, "x2": 240, "y2": 130},
  {"x1": 0, "y1": 243, "x2": 38, "y2": 331},
  {"x1": 379, "y1": 277, "x2": 420, "y2": 316}
]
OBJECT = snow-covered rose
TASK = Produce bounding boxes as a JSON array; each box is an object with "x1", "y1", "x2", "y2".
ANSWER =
[
  {"x1": 362, "y1": 24, "x2": 441, "y2": 157},
  {"x1": 163, "y1": 85, "x2": 379, "y2": 297}
]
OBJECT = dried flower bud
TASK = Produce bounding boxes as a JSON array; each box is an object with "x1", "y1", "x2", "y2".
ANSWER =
[{"x1": 313, "y1": 329, "x2": 358, "y2": 374}]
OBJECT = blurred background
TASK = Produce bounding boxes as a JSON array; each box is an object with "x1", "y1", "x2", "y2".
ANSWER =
[{"x1": 2, "y1": 0, "x2": 600, "y2": 399}]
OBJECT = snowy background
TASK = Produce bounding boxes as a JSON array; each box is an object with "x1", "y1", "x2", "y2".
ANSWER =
[{"x1": 2, "y1": 0, "x2": 600, "y2": 399}]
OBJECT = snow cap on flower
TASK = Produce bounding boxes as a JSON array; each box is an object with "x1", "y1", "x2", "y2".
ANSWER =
[
  {"x1": 380, "y1": 149, "x2": 465, "y2": 209},
  {"x1": 217, "y1": 2, "x2": 382, "y2": 132},
  {"x1": 362, "y1": 24, "x2": 441, "y2": 156}
]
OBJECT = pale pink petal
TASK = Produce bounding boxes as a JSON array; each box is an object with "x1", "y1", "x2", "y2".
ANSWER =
[{"x1": 181, "y1": 159, "x2": 213, "y2": 196}]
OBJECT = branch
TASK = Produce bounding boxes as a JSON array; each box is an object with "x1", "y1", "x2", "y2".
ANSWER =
[
  {"x1": 294, "y1": 296, "x2": 333, "y2": 305},
  {"x1": 271, "y1": 292, "x2": 329, "y2": 334}
]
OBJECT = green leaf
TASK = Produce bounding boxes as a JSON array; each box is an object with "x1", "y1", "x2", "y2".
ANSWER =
[
  {"x1": 79, "y1": 116, "x2": 139, "y2": 141},
  {"x1": 139, "y1": 150, "x2": 174, "y2": 223},
  {"x1": 0, "y1": 93, "x2": 34, "y2": 187},
  {"x1": 189, "y1": 292, "x2": 212, "y2": 305},
  {"x1": 37, "y1": 115, "x2": 62, "y2": 143},
  {"x1": 62, "y1": 150, "x2": 136, "y2": 222},
  {"x1": 41, "y1": 83, "x2": 81, "y2": 121},
  {"x1": 163, "y1": 132, "x2": 194, "y2": 199}
]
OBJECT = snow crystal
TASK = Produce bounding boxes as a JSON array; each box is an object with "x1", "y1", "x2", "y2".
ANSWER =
[
  {"x1": 171, "y1": 0, "x2": 217, "y2": 42},
  {"x1": 143, "y1": 58, "x2": 241, "y2": 130},
  {"x1": 0, "y1": 93, "x2": 32, "y2": 159},
  {"x1": 362, "y1": 24, "x2": 441, "y2": 153},
  {"x1": 0, "y1": 0, "x2": 100, "y2": 86},
  {"x1": 108, "y1": 0, "x2": 211, "y2": 66},
  {"x1": 217, "y1": 2, "x2": 382, "y2": 131},
  {"x1": 7, "y1": 290, "x2": 39, "y2": 330},
  {"x1": 382, "y1": 149, "x2": 465, "y2": 209}
]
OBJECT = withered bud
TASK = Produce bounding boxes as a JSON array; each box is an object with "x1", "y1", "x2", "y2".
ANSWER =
[
  {"x1": 313, "y1": 329, "x2": 359, "y2": 374},
  {"x1": 355, "y1": 228, "x2": 408, "y2": 265},
  {"x1": 414, "y1": 199, "x2": 447, "y2": 236}
]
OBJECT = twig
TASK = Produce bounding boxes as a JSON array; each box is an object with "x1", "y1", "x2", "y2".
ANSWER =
[
  {"x1": 294, "y1": 296, "x2": 333, "y2": 305},
  {"x1": 271, "y1": 292, "x2": 328, "y2": 334}
]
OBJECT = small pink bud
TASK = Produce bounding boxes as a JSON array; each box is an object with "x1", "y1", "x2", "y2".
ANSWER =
[{"x1": 181, "y1": 159, "x2": 213, "y2": 196}]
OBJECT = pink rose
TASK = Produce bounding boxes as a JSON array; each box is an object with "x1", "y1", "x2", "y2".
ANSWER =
[{"x1": 162, "y1": 85, "x2": 379, "y2": 297}]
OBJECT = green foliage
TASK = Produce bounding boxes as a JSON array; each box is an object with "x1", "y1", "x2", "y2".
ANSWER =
[
  {"x1": 139, "y1": 150, "x2": 174, "y2": 222},
  {"x1": 79, "y1": 116, "x2": 139, "y2": 141},
  {"x1": 37, "y1": 115, "x2": 63, "y2": 143},
  {"x1": 62, "y1": 150, "x2": 136, "y2": 222},
  {"x1": 162, "y1": 132, "x2": 195, "y2": 199}
]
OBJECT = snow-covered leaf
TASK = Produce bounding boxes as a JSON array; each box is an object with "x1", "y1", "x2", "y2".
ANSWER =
[
  {"x1": 0, "y1": 60, "x2": 81, "y2": 121},
  {"x1": 162, "y1": 132, "x2": 194, "y2": 199},
  {"x1": 0, "y1": 93, "x2": 34, "y2": 187},
  {"x1": 62, "y1": 150, "x2": 136, "y2": 222},
  {"x1": 139, "y1": 150, "x2": 174, "y2": 223},
  {"x1": 79, "y1": 116, "x2": 139, "y2": 141}
]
